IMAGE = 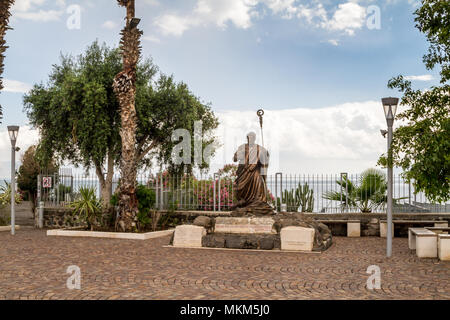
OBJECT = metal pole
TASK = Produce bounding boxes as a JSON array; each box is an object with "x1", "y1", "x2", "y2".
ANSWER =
[
  {"x1": 387, "y1": 120, "x2": 394, "y2": 257},
  {"x1": 10, "y1": 143, "x2": 16, "y2": 235},
  {"x1": 37, "y1": 174, "x2": 44, "y2": 228}
]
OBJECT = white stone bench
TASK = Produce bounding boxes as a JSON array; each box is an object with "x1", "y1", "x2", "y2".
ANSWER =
[
  {"x1": 317, "y1": 219, "x2": 360, "y2": 237},
  {"x1": 425, "y1": 226, "x2": 450, "y2": 235},
  {"x1": 380, "y1": 220, "x2": 447, "y2": 238},
  {"x1": 408, "y1": 228, "x2": 438, "y2": 258},
  {"x1": 438, "y1": 234, "x2": 450, "y2": 261}
]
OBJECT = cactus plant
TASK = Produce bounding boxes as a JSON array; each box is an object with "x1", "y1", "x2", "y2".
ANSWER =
[
  {"x1": 296, "y1": 183, "x2": 314, "y2": 212},
  {"x1": 280, "y1": 183, "x2": 314, "y2": 212}
]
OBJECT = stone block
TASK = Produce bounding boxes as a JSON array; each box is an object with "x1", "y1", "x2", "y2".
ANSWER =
[
  {"x1": 347, "y1": 222, "x2": 360, "y2": 237},
  {"x1": 380, "y1": 221, "x2": 394, "y2": 238},
  {"x1": 434, "y1": 221, "x2": 448, "y2": 228},
  {"x1": 416, "y1": 234, "x2": 438, "y2": 258},
  {"x1": 438, "y1": 235, "x2": 450, "y2": 261},
  {"x1": 280, "y1": 226, "x2": 315, "y2": 251},
  {"x1": 214, "y1": 217, "x2": 276, "y2": 234},
  {"x1": 173, "y1": 225, "x2": 206, "y2": 248}
]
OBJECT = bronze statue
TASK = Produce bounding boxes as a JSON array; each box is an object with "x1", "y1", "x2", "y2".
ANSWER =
[{"x1": 233, "y1": 132, "x2": 270, "y2": 210}]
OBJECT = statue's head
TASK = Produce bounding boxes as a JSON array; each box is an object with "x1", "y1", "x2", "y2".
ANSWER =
[{"x1": 247, "y1": 132, "x2": 256, "y2": 145}]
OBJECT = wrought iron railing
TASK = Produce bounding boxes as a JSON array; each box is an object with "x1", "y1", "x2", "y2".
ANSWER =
[{"x1": 37, "y1": 169, "x2": 450, "y2": 213}]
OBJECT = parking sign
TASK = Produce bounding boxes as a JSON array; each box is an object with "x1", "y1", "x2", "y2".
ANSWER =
[{"x1": 43, "y1": 177, "x2": 52, "y2": 188}]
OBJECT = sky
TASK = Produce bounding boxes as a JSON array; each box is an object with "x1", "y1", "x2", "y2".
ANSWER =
[{"x1": 0, "y1": 0, "x2": 439, "y2": 177}]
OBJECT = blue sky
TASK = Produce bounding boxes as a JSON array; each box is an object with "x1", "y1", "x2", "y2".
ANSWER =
[{"x1": 0, "y1": 0, "x2": 439, "y2": 176}]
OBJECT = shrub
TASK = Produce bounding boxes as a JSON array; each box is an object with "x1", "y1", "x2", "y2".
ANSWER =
[{"x1": 69, "y1": 187, "x2": 101, "y2": 231}]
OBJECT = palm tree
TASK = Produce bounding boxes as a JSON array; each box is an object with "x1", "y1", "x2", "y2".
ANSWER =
[
  {"x1": 323, "y1": 169, "x2": 388, "y2": 213},
  {"x1": 113, "y1": 0, "x2": 142, "y2": 231},
  {"x1": 0, "y1": 0, "x2": 15, "y2": 123}
]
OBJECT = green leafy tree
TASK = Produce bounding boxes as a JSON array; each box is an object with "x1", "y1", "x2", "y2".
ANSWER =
[
  {"x1": 17, "y1": 145, "x2": 58, "y2": 216},
  {"x1": 379, "y1": 0, "x2": 450, "y2": 202},
  {"x1": 24, "y1": 41, "x2": 219, "y2": 209}
]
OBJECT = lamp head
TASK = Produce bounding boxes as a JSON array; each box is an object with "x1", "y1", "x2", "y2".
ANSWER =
[
  {"x1": 382, "y1": 97, "x2": 399, "y2": 121},
  {"x1": 129, "y1": 18, "x2": 141, "y2": 29},
  {"x1": 7, "y1": 126, "x2": 19, "y2": 143}
]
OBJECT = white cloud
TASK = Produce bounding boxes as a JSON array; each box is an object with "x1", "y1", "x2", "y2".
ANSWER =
[
  {"x1": 155, "y1": 0, "x2": 258, "y2": 36},
  {"x1": 327, "y1": 39, "x2": 339, "y2": 46},
  {"x1": 154, "y1": 0, "x2": 374, "y2": 38},
  {"x1": 14, "y1": 9, "x2": 63, "y2": 22},
  {"x1": 0, "y1": 126, "x2": 40, "y2": 178},
  {"x1": 0, "y1": 102, "x2": 399, "y2": 178},
  {"x1": 262, "y1": 0, "x2": 297, "y2": 18},
  {"x1": 12, "y1": 0, "x2": 64, "y2": 22},
  {"x1": 325, "y1": 2, "x2": 367, "y2": 36},
  {"x1": 404, "y1": 75, "x2": 434, "y2": 81},
  {"x1": 101, "y1": 20, "x2": 117, "y2": 30},
  {"x1": 296, "y1": 3, "x2": 328, "y2": 25},
  {"x1": 155, "y1": 14, "x2": 193, "y2": 36},
  {"x1": 210, "y1": 101, "x2": 392, "y2": 174},
  {"x1": 143, "y1": 35, "x2": 161, "y2": 43},
  {"x1": 143, "y1": 0, "x2": 160, "y2": 6},
  {"x1": 12, "y1": 0, "x2": 46, "y2": 12},
  {"x1": 2, "y1": 79, "x2": 32, "y2": 93}
]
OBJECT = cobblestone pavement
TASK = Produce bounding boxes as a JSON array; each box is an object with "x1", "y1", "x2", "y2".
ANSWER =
[{"x1": 0, "y1": 229, "x2": 448, "y2": 300}]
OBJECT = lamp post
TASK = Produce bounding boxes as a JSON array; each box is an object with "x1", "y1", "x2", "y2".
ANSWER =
[
  {"x1": 7, "y1": 126, "x2": 19, "y2": 235},
  {"x1": 381, "y1": 97, "x2": 398, "y2": 257}
]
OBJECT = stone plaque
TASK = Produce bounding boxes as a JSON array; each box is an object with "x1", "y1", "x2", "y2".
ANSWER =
[
  {"x1": 280, "y1": 226, "x2": 315, "y2": 251},
  {"x1": 173, "y1": 225, "x2": 206, "y2": 248},
  {"x1": 214, "y1": 217, "x2": 276, "y2": 234}
]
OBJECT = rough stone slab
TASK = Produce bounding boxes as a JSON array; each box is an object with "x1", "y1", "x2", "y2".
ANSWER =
[
  {"x1": 173, "y1": 225, "x2": 206, "y2": 248},
  {"x1": 46, "y1": 229, "x2": 174, "y2": 240},
  {"x1": 434, "y1": 222, "x2": 448, "y2": 228},
  {"x1": 280, "y1": 226, "x2": 315, "y2": 251},
  {"x1": 0, "y1": 225, "x2": 21, "y2": 232},
  {"x1": 214, "y1": 217, "x2": 276, "y2": 234}
]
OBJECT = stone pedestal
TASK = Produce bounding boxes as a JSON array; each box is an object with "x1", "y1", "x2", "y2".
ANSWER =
[
  {"x1": 173, "y1": 225, "x2": 206, "y2": 248},
  {"x1": 438, "y1": 234, "x2": 450, "y2": 261},
  {"x1": 380, "y1": 222, "x2": 394, "y2": 238},
  {"x1": 280, "y1": 226, "x2": 315, "y2": 251},
  {"x1": 347, "y1": 222, "x2": 360, "y2": 237},
  {"x1": 214, "y1": 217, "x2": 276, "y2": 234}
]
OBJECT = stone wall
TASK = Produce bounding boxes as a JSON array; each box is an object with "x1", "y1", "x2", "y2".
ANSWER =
[
  {"x1": 159, "y1": 210, "x2": 450, "y2": 237},
  {"x1": 36, "y1": 208, "x2": 86, "y2": 229},
  {"x1": 37, "y1": 207, "x2": 450, "y2": 236}
]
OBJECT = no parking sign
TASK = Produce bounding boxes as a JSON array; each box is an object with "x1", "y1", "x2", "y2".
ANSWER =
[{"x1": 43, "y1": 177, "x2": 52, "y2": 188}]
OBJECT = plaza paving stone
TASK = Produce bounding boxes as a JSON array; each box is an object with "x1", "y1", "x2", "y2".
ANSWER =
[{"x1": 0, "y1": 228, "x2": 448, "y2": 300}]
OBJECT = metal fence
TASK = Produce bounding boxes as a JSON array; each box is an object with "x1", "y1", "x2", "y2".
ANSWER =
[{"x1": 37, "y1": 169, "x2": 450, "y2": 213}]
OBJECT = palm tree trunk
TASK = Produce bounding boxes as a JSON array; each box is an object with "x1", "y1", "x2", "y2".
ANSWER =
[
  {"x1": 0, "y1": 0, "x2": 15, "y2": 123},
  {"x1": 113, "y1": 0, "x2": 142, "y2": 232}
]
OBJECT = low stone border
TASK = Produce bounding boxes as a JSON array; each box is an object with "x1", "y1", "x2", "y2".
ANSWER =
[
  {"x1": 163, "y1": 245, "x2": 321, "y2": 254},
  {"x1": 47, "y1": 228, "x2": 174, "y2": 240},
  {"x1": 0, "y1": 225, "x2": 20, "y2": 232}
]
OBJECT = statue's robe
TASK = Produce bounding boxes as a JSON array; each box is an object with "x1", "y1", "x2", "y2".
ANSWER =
[{"x1": 233, "y1": 143, "x2": 269, "y2": 207}]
